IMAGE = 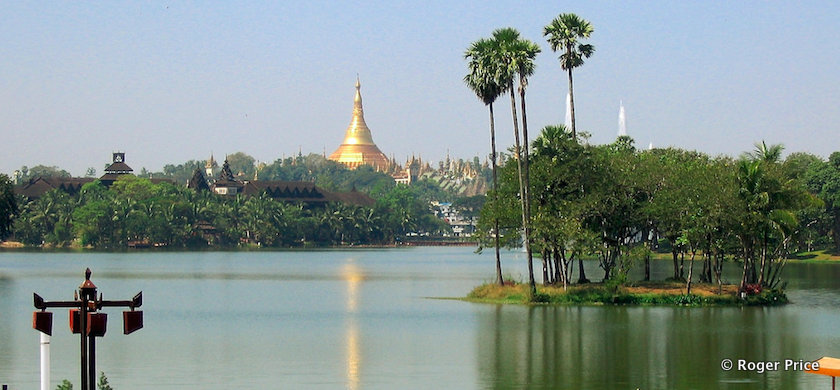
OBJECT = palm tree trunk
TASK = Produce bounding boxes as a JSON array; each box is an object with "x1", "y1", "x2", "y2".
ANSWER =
[
  {"x1": 567, "y1": 45, "x2": 577, "y2": 140},
  {"x1": 519, "y1": 82, "x2": 536, "y2": 292},
  {"x1": 758, "y1": 228, "x2": 768, "y2": 286},
  {"x1": 489, "y1": 103, "x2": 504, "y2": 286},
  {"x1": 508, "y1": 85, "x2": 536, "y2": 293}
]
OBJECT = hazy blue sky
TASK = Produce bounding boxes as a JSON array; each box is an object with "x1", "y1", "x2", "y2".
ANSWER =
[{"x1": 3, "y1": 1, "x2": 840, "y2": 176}]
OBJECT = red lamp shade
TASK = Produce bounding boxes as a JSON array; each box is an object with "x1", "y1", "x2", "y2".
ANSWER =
[
  {"x1": 69, "y1": 309, "x2": 82, "y2": 334},
  {"x1": 88, "y1": 313, "x2": 107, "y2": 337},
  {"x1": 32, "y1": 311, "x2": 53, "y2": 335},
  {"x1": 123, "y1": 311, "x2": 143, "y2": 335}
]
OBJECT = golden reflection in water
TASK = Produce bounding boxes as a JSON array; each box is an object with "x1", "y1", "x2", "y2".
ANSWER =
[
  {"x1": 343, "y1": 262, "x2": 363, "y2": 313},
  {"x1": 346, "y1": 318, "x2": 360, "y2": 390},
  {"x1": 342, "y1": 262, "x2": 363, "y2": 390}
]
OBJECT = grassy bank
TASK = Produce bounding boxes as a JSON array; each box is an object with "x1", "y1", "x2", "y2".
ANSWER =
[{"x1": 465, "y1": 281, "x2": 787, "y2": 306}]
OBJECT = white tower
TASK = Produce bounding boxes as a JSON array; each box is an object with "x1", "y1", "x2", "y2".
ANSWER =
[
  {"x1": 618, "y1": 101, "x2": 627, "y2": 137},
  {"x1": 564, "y1": 93, "x2": 572, "y2": 129}
]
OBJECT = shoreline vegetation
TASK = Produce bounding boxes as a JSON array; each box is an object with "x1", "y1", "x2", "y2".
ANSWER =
[{"x1": 465, "y1": 281, "x2": 788, "y2": 306}]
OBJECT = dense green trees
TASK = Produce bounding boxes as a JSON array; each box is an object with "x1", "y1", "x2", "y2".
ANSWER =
[
  {"x1": 479, "y1": 126, "x2": 816, "y2": 294},
  {"x1": 14, "y1": 165, "x2": 72, "y2": 183},
  {"x1": 10, "y1": 175, "x2": 445, "y2": 249},
  {"x1": 799, "y1": 152, "x2": 840, "y2": 252},
  {"x1": 0, "y1": 174, "x2": 17, "y2": 239}
]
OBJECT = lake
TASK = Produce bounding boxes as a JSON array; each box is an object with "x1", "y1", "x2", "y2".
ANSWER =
[{"x1": 1, "y1": 247, "x2": 839, "y2": 389}]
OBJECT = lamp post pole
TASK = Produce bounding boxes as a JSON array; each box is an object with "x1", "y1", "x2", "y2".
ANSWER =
[
  {"x1": 40, "y1": 332, "x2": 49, "y2": 390},
  {"x1": 33, "y1": 268, "x2": 143, "y2": 390},
  {"x1": 79, "y1": 274, "x2": 92, "y2": 390}
]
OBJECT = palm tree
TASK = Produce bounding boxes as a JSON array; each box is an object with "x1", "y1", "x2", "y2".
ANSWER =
[
  {"x1": 750, "y1": 140, "x2": 784, "y2": 163},
  {"x1": 512, "y1": 36, "x2": 541, "y2": 290},
  {"x1": 491, "y1": 27, "x2": 540, "y2": 292},
  {"x1": 465, "y1": 37, "x2": 506, "y2": 286},
  {"x1": 544, "y1": 13, "x2": 594, "y2": 140}
]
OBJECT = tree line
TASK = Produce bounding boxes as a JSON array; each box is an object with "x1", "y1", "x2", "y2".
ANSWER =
[
  {"x1": 3, "y1": 174, "x2": 450, "y2": 249},
  {"x1": 477, "y1": 128, "x2": 839, "y2": 295}
]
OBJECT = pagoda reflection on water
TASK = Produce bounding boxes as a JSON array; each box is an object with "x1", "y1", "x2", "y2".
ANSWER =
[{"x1": 328, "y1": 78, "x2": 390, "y2": 171}]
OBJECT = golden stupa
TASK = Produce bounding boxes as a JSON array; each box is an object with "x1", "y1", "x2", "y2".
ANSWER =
[{"x1": 328, "y1": 78, "x2": 390, "y2": 171}]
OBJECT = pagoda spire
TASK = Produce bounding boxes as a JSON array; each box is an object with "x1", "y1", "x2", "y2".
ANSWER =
[
  {"x1": 328, "y1": 78, "x2": 389, "y2": 170},
  {"x1": 340, "y1": 77, "x2": 375, "y2": 145}
]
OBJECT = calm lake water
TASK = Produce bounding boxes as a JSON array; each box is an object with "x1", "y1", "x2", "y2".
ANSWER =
[{"x1": 1, "y1": 247, "x2": 839, "y2": 389}]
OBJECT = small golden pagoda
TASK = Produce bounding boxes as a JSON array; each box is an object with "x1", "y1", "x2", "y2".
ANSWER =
[{"x1": 328, "y1": 78, "x2": 390, "y2": 171}]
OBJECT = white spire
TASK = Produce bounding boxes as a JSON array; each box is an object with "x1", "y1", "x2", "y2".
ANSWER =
[
  {"x1": 618, "y1": 100, "x2": 627, "y2": 137},
  {"x1": 564, "y1": 93, "x2": 572, "y2": 129}
]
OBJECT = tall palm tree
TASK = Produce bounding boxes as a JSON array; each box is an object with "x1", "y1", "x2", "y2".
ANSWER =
[
  {"x1": 491, "y1": 27, "x2": 540, "y2": 292},
  {"x1": 544, "y1": 13, "x2": 594, "y2": 140},
  {"x1": 512, "y1": 36, "x2": 540, "y2": 290},
  {"x1": 465, "y1": 37, "x2": 506, "y2": 286}
]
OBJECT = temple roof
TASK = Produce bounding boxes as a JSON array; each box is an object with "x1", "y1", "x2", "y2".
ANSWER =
[
  {"x1": 328, "y1": 78, "x2": 389, "y2": 171},
  {"x1": 104, "y1": 152, "x2": 133, "y2": 174},
  {"x1": 15, "y1": 177, "x2": 94, "y2": 199},
  {"x1": 187, "y1": 168, "x2": 211, "y2": 192},
  {"x1": 217, "y1": 159, "x2": 238, "y2": 183}
]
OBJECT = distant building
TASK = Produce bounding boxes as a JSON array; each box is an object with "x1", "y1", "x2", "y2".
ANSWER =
[
  {"x1": 206, "y1": 158, "x2": 375, "y2": 207},
  {"x1": 16, "y1": 151, "x2": 376, "y2": 209},
  {"x1": 98, "y1": 152, "x2": 134, "y2": 187},
  {"x1": 15, "y1": 176, "x2": 94, "y2": 199},
  {"x1": 205, "y1": 153, "x2": 219, "y2": 181},
  {"x1": 14, "y1": 152, "x2": 164, "y2": 199},
  {"x1": 431, "y1": 201, "x2": 476, "y2": 237}
]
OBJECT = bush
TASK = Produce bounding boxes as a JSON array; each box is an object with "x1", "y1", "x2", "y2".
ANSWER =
[
  {"x1": 744, "y1": 289, "x2": 788, "y2": 306},
  {"x1": 56, "y1": 380, "x2": 73, "y2": 390},
  {"x1": 529, "y1": 292, "x2": 551, "y2": 303},
  {"x1": 744, "y1": 283, "x2": 763, "y2": 296}
]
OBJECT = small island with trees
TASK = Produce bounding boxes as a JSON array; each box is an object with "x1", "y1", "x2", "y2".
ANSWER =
[{"x1": 461, "y1": 13, "x2": 837, "y2": 306}]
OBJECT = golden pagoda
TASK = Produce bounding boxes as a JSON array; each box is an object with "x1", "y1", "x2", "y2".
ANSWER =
[{"x1": 328, "y1": 78, "x2": 390, "y2": 171}]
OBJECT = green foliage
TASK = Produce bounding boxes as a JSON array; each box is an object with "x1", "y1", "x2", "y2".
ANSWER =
[
  {"x1": 480, "y1": 127, "x2": 814, "y2": 291},
  {"x1": 53, "y1": 372, "x2": 115, "y2": 390},
  {"x1": 603, "y1": 273, "x2": 627, "y2": 294},
  {"x1": 98, "y1": 372, "x2": 114, "y2": 390},
  {"x1": 466, "y1": 283, "x2": 777, "y2": 306},
  {"x1": 11, "y1": 166, "x2": 451, "y2": 248},
  {"x1": 156, "y1": 160, "x2": 205, "y2": 184},
  {"x1": 19, "y1": 165, "x2": 71, "y2": 182},
  {"x1": 258, "y1": 154, "x2": 395, "y2": 195},
  {"x1": 56, "y1": 379, "x2": 73, "y2": 390},
  {"x1": 0, "y1": 174, "x2": 17, "y2": 239},
  {"x1": 529, "y1": 291, "x2": 551, "y2": 303},
  {"x1": 743, "y1": 289, "x2": 788, "y2": 306}
]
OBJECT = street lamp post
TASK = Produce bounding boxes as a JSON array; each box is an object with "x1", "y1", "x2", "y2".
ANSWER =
[{"x1": 33, "y1": 268, "x2": 143, "y2": 390}]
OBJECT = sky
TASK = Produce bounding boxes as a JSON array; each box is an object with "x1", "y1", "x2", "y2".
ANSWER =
[{"x1": 2, "y1": 1, "x2": 840, "y2": 177}]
